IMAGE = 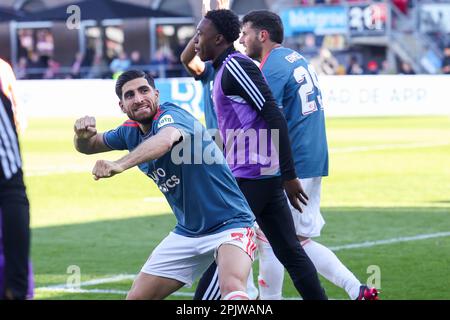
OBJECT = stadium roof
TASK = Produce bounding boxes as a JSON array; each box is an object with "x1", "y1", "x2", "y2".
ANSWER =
[
  {"x1": 23, "y1": 0, "x2": 186, "y2": 21},
  {"x1": 0, "y1": 6, "x2": 26, "y2": 22}
]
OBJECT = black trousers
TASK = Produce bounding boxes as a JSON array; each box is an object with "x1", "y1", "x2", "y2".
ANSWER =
[
  {"x1": 194, "y1": 176, "x2": 327, "y2": 300},
  {"x1": 0, "y1": 170, "x2": 31, "y2": 300}
]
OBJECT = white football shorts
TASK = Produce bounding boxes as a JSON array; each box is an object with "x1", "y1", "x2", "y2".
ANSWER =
[
  {"x1": 289, "y1": 177, "x2": 325, "y2": 238},
  {"x1": 256, "y1": 177, "x2": 325, "y2": 242},
  {"x1": 140, "y1": 227, "x2": 256, "y2": 287}
]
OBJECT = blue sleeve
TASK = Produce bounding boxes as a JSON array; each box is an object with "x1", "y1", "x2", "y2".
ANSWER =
[
  {"x1": 153, "y1": 109, "x2": 195, "y2": 137},
  {"x1": 194, "y1": 62, "x2": 213, "y2": 83},
  {"x1": 103, "y1": 126, "x2": 128, "y2": 150}
]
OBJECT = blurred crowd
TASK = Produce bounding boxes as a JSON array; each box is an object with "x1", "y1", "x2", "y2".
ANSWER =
[
  {"x1": 14, "y1": 43, "x2": 450, "y2": 80},
  {"x1": 15, "y1": 31, "x2": 189, "y2": 80},
  {"x1": 10, "y1": 0, "x2": 450, "y2": 79}
]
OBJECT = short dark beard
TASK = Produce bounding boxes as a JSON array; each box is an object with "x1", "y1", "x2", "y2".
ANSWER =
[
  {"x1": 137, "y1": 117, "x2": 153, "y2": 126},
  {"x1": 248, "y1": 46, "x2": 262, "y2": 61},
  {"x1": 127, "y1": 99, "x2": 159, "y2": 125}
]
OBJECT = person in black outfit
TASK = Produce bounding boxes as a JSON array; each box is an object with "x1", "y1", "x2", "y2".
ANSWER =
[
  {"x1": 0, "y1": 58, "x2": 33, "y2": 300},
  {"x1": 192, "y1": 9, "x2": 327, "y2": 300}
]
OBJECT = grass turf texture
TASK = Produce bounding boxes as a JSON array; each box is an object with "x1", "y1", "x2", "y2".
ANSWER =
[{"x1": 21, "y1": 116, "x2": 450, "y2": 300}]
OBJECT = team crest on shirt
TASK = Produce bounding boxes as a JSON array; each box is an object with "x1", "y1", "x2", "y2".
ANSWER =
[
  {"x1": 285, "y1": 51, "x2": 302, "y2": 63},
  {"x1": 157, "y1": 114, "x2": 174, "y2": 128}
]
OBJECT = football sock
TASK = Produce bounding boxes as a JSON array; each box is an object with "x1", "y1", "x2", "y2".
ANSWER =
[
  {"x1": 257, "y1": 238, "x2": 284, "y2": 300},
  {"x1": 301, "y1": 239, "x2": 361, "y2": 299}
]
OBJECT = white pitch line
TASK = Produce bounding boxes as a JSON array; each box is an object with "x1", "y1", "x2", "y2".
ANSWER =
[
  {"x1": 36, "y1": 287, "x2": 194, "y2": 297},
  {"x1": 35, "y1": 231, "x2": 450, "y2": 298},
  {"x1": 43, "y1": 274, "x2": 135, "y2": 289},
  {"x1": 37, "y1": 273, "x2": 194, "y2": 298},
  {"x1": 36, "y1": 287, "x2": 129, "y2": 295},
  {"x1": 329, "y1": 231, "x2": 450, "y2": 251},
  {"x1": 34, "y1": 287, "x2": 339, "y2": 300},
  {"x1": 330, "y1": 141, "x2": 450, "y2": 154}
]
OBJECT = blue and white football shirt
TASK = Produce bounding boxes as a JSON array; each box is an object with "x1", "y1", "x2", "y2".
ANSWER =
[
  {"x1": 260, "y1": 47, "x2": 329, "y2": 178},
  {"x1": 103, "y1": 102, "x2": 253, "y2": 237}
]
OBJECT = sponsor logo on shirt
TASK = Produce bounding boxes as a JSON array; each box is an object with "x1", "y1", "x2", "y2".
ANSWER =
[
  {"x1": 285, "y1": 51, "x2": 302, "y2": 63},
  {"x1": 157, "y1": 114, "x2": 174, "y2": 129},
  {"x1": 147, "y1": 167, "x2": 180, "y2": 193}
]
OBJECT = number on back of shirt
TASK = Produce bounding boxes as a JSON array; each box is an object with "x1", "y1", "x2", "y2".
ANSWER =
[{"x1": 293, "y1": 65, "x2": 323, "y2": 115}]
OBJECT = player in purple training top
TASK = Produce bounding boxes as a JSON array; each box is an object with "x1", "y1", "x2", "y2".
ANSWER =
[{"x1": 192, "y1": 9, "x2": 327, "y2": 300}]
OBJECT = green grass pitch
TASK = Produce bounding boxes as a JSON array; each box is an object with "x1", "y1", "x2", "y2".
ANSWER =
[{"x1": 21, "y1": 116, "x2": 450, "y2": 300}]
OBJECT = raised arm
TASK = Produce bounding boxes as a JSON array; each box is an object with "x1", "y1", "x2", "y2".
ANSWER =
[
  {"x1": 180, "y1": 37, "x2": 205, "y2": 77},
  {"x1": 74, "y1": 116, "x2": 111, "y2": 154},
  {"x1": 180, "y1": 0, "x2": 229, "y2": 77},
  {"x1": 92, "y1": 126, "x2": 182, "y2": 180}
]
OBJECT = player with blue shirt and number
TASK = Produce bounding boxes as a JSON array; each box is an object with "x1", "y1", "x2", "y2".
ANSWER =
[
  {"x1": 73, "y1": 70, "x2": 256, "y2": 300},
  {"x1": 239, "y1": 10, "x2": 379, "y2": 300}
]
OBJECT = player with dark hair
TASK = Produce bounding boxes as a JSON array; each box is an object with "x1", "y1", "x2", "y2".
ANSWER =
[
  {"x1": 180, "y1": 0, "x2": 228, "y2": 131},
  {"x1": 193, "y1": 9, "x2": 327, "y2": 300},
  {"x1": 181, "y1": 0, "x2": 259, "y2": 299},
  {"x1": 74, "y1": 70, "x2": 256, "y2": 300},
  {"x1": 0, "y1": 58, "x2": 34, "y2": 300},
  {"x1": 239, "y1": 10, "x2": 379, "y2": 300}
]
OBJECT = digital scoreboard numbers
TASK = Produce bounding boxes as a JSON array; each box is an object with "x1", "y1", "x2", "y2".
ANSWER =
[{"x1": 349, "y1": 3, "x2": 388, "y2": 36}]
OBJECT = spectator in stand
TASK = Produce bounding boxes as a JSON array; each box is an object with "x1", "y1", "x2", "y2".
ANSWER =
[
  {"x1": 379, "y1": 60, "x2": 396, "y2": 75},
  {"x1": 151, "y1": 45, "x2": 177, "y2": 78},
  {"x1": 82, "y1": 47, "x2": 96, "y2": 74},
  {"x1": 335, "y1": 65, "x2": 347, "y2": 75},
  {"x1": 346, "y1": 55, "x2": 364, "y2": 75},
  {"x1": 109, "y1": 52, "x2": 131, "y2": 79},
  {"x1": 392, "y1": 0, "x2": 409, "y2": 15},
  {"x1": 36, "y1": 30, "x2": 54, "y2": 66},
  {"x1": 129, "y1": 50, "x2": 146, "y2": 69},
  {"x1": 27, "y1": 52, "x2": 45, "y2": 79},
  {"x1": 87, "y1": 53, "x2": 108, "y2": 79},
  {"x1": 174, "y1": 38, "x2": 189, "y2": 77},
  {"x1": 69, "y1": 52, "x2": 84, "y2": 79},
  {"x1": 366, "y1": 60, "x2": 379, "y2": 75},
  {"x1": 302, "y1": 34, "x2": 319, "y2": 60},
  {"x1": 399, "y1": 61, "x2": 415, "y2": 75},
  {"x1": 43, "y1": 58, "x2": 60, "y2": 79},
  {"x1": 441, "y1": 46, "x2": 450, "y2": 74},
  {"x1": 18, "y1": 29, "x2": 33, "y2": 60},
  {"x1": 311, "y1": 48, "x2": 339, "y2": 75},
  {"x1": 15, "y1": 58, "x2": 28, "y2": 80}
]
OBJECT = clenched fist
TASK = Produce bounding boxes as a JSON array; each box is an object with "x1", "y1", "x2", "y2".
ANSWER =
[
  {"x1": 74, "y1": 116, "x2": 97, "y2": 140},
  {"x1": 92, "y1": 160, "x2": 124, "y2": 180}
]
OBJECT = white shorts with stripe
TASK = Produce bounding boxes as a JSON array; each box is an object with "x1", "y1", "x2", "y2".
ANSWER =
[
  {"x1": 256, "y1": 177, "x2": 325, "y2": 242},
  {"x1": 141, "y1": 227, "x2": 256, "y2": 287}
]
